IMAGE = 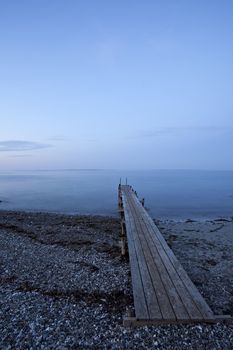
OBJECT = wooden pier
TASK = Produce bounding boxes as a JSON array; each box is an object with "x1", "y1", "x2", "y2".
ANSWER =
[{"x1": 118, "y1": 184, "x2": 231, "y2": 326}]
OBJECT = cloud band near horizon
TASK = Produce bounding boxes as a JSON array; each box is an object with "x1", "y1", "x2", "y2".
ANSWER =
[{"x1": 0, "y1": 141, "x2": 52, "y2": 152}]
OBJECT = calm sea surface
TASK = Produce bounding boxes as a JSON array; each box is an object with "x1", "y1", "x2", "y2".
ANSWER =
[{"x1": 0, "y1": 170, "x2": 232, "y2": 219}]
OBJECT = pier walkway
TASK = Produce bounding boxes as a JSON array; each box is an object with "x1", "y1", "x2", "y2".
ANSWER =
[{"x1": 118, "y1": 185, "x2": 230, "y2": 326}]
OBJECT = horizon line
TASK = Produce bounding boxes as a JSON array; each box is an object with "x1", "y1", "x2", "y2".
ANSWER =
[{"x1": 0, "y1": 168, "x2": 233, "y2": 172}]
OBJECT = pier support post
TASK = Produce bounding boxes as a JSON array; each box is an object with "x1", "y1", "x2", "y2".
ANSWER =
[
  {"x1": 120, "y1": 220, "x2": 127, "y2": 256},
  {"x1": 118, "y1": 184, "x2": 127, "y2": 256},
  {"x1": 118, "y1": 184, "x2": 122, "y2": 210}
]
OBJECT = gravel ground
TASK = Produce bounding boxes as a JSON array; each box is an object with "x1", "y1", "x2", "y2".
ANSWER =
[{"x1": 0, "y1": 210, "x2": 232, "y2": 349}]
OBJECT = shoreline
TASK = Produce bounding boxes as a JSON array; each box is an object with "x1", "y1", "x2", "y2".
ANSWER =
[
  {"x1": 0, "y1": 210, "x2": 232, "y2": 349},
  {"x1": 1, "y1": 206, "x2": 232, "y2": 222}
]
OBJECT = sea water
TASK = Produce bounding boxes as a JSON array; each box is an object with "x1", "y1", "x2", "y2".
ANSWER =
[{"x1": 0, "y1": 169, "x2": 232, "y2": 219}]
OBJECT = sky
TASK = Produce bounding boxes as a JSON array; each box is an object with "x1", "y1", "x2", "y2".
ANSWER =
[{"x1": 0, "y1": 0, "x2": 233, "y2": 170}]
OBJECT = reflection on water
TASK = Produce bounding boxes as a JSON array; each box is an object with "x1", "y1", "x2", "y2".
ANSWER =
[{"x1": 0, "y1": 169, "x2": 232, "y2": 219}]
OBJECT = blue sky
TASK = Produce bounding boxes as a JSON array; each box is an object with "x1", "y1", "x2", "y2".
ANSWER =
[{"x1": 0, "y1": 0, "x2": 233, "y2": 170}]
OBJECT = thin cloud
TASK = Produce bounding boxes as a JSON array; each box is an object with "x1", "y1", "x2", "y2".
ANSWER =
[
  {"x1": 133, "y1": 126, "x2": 233, "y2": 139},
  {"x1": 0, "y1": 140, "x2": 52, "y2": 152},
  {"x1": 9, "y1": 154, "x2": 33, "y2": 158}
]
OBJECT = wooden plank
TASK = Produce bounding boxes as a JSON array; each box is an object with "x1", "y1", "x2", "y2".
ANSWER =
[
  {"x1": 125, "y1": 188, "x2": 190, "y2": 320},
  {"x1": 124, "y1": 314, "x2": 233, "y2": 327},
  {"x1": 119, "y1": 185, "x2": 215, "y2": 324},
  {"x1": 122, "y1": 194, "x2": 162, "y2": 320},
  {"x1": 123, "y1": 316, "x2": 219, "y2": 327},
  {"x1": 125, "y1": 193, "x2": 177, "y2": 320},
  {"x1": 122, "y1": 197, "x2": 149, "y2": 319},
  {"x1": 127, "y1": 190, "x2": 203, "y2": 320},
  {"x1": 129, "y1": 189, "x2": 214, "y2": 320},
  {"x1": 137, "y1": 208, "x2": 213, "y2": 318}
]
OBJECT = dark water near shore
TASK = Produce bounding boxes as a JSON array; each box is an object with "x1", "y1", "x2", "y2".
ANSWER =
[{"x1": 0, "y1": 170, "x2": 232, "y2": 219}]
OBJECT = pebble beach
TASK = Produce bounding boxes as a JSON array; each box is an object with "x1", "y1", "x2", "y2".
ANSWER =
[{"x1": 0, "y1": 210, "x2": 232, "y2": 349}]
